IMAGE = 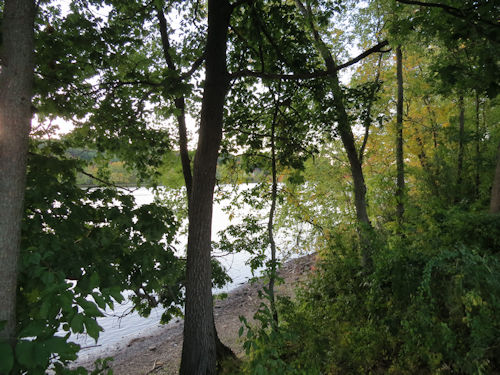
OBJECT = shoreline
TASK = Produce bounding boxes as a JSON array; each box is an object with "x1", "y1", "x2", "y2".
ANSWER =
[{"x1": 74, "y1": 253, "x2": 316, "y2": 375}]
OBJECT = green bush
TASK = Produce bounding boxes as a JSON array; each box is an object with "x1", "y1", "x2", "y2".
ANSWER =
[{"x1": 238, "y1": 211, "x2": 500, "y2": 374}]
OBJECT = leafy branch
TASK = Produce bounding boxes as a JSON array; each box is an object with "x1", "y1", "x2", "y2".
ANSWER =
[{"x1": 229, "y1": 40, "x2": 390, "y2": 80}]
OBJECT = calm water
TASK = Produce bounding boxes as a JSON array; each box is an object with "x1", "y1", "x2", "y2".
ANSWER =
[{"x1": 73, "y1": 185, "x2": 286, "y2": 361}]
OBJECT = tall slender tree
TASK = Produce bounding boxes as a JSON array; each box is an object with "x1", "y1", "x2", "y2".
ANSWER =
[
  {"x1": 490, "y1": 142, "x2": 500, "y2": 213},
  {"x1": 0, "y1": 0, "x2": 36, "y2": 346},
  {"x1": 457, "y1": 94, "x2": 465, "y2": 193},
  {"x1": 395, "y1": 45, "x2": 405, "y2": 225},
  {"x1": 295, "y1": 0, "x2": 375, "y2": 268},
  {"x1": 179, "y1": 1, "x2": 233, "y2": 373}
]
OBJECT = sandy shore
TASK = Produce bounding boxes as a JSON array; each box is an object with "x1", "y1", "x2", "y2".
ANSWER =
[{"x1": 74, "y1": 253, "x2": 316, "y2": 375}]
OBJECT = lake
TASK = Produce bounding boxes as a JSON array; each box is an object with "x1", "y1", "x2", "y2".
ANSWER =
[{"x1": 73, "y1": 184, "x2": 300, "y2": 362}]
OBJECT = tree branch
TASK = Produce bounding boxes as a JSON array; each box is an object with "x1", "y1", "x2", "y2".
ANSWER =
[
  {"x1": 181, "y1": 51, "x2": 206, "y2": 79},
  {"x1": 156, "y1": 7, "x2": 176, "y2": 71},
  {"x1": 28, "y1": 152, "x2": 136, "y2": 192},
  {"x1": 396, "y1": 0, "x2": 463, "y2": 14},
  {"x1": 396, "y1": 0, "x2": 500, "y2": 28},
  {"x1": 78, "y1": 169, "x2": 135, "y2": 192},
  {"x1": 229, "y1": 69, "x2": 329, "y2": 80},
  {"x1": 229, "y1": 40, "x2": 389, "y2": 80},
  {"x1": 336, "y1": 41, "x2": 390, "y2": 70}
]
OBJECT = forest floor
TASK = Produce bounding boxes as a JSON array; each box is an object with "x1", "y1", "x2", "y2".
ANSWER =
[{"x1": 75, "y1": 253, "x2": 316, "y2": 375}]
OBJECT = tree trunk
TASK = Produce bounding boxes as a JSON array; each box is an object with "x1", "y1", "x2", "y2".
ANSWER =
[
  {"x1": 157, "y1": 6, "x2": 235, "y2": 367},
  {"x1": 333, "y1": 79, "x2": 373, "y2": 268},
  {"x1": 295, "y1": 0, "x2": 373, "y2": 268},
  {"x1": 475, "y1": 91, "x2": 481, "y2": 198},
  {"x1": 179, "y1": 1, "x2": 232, "y2": 374},
  {"x1": 358, "y1": 53, "x2": 383, "y2": 165},
  {"x1": 174, "y1": 97, "x2": 193, "y2": 200},
  {"x1": 0, "y1": 0, "x2": 35, "y2": 345},
  {"x1": 490, "y1": 141, "x2": 500, "y2": 213},
  {"x1": 457, "y1": 95, "x2": 465, "y2": 191},
  {"x1": 395, "y1": 46, "x2": 405, "y2": 226},
  {"x1": 267, "y1": 93, "x2": 280, "y2": 327}
]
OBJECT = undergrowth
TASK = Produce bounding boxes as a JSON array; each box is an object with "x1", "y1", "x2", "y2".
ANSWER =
[{"x1": 231, "y1": 209, "x2": 500, "y2": 374}]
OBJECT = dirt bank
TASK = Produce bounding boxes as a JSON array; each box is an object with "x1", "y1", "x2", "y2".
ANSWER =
[{"x1": 76, "y1": 253, "x2": 316, "y2": 375}]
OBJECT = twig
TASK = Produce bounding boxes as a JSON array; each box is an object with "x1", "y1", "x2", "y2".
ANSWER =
[{"x1": 80, "y1": 344, "x2": 102, "y2": 350}]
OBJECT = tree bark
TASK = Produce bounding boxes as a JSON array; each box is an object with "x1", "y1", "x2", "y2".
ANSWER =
[
  {"x1": 157, "y1": 5, "x2": 235, "y2": 367},
  {"x1": 395, "y1": 46, "x2": 405, "y2": 226},
  {"x1": 475, "y1": 91, "x2": 481, "y2": 198},
  {"x1": 457, "y1": 95, "x2": 465, "y2": 190},
  {"x1": 0, "y1": 0, "x2": 35, "y2": 344},
  {"x1": 179, "y1": 1, "x2": 232, "y2": 374},
  {"x1": 174, "y1": 97, "x2": 193, "y2": 200},
  {"x1": 490, "y1": 141, "x2": 500, "y2": 213}
]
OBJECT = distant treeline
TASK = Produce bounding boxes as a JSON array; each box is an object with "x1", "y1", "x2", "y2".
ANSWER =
[{"x1": 71, "y1": 147, "x2": 267, "y2": 188}]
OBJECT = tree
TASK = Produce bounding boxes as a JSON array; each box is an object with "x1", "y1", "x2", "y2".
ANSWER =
[
  {"x1": 294, "y1": 0, "x2": 377, "y2": 269},
  {"x1": 0, "y1": 0, "x2": 35, "y2": 351},
  {"x1": 179, "y1": 1, "x2": 233, "y2": 373},
  {"x1": 395, "y1": 45, "x2": 405, "y2": 225},
  {"x1": 490, "y1": 142, "x2": 500, "y2": 213}
]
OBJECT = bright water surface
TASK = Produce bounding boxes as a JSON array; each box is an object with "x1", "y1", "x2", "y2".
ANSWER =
[{"x1": 73, "y1": 185, "x2": 292, "y2": 362}]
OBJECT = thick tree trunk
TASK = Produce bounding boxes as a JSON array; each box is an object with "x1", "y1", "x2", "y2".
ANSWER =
[
  {"x1": 0, "y1": 0, "x2": 35, "y2": 344},
  {"x1": 179, "y1": 1, "x2": 232, "y2": 374},
  {"x1": 157, "y1": 6, "x2": 235, "y2": 367},
  {"x1": 395, "y1": 46, "x2": 405, "y2": 226},
  {"x1": 490, "y1": 142, "x2": 500, "y2": 213}
]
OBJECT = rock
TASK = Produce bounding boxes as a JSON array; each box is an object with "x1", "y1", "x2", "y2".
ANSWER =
[{"x1": 148, "y1": 346, "x2": 156, "y2": 351}]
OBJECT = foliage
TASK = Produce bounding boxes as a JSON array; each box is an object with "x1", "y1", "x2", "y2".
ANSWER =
[
  {"x1": 0, "y1": 139, "x2": 184, "y2": 373},
  {"x1": 236, "y1": 210, "x2": 500, "y2": 374},
  {"x1": 238, "y1": 291, "x2": 320, "y2": 375},
  {"x1": 1, "y1": 0, "x2": 499, "y2": 373}
]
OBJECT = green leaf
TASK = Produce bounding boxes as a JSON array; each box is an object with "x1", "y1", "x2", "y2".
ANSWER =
[
  {"x1": 92, "y1": 292, "x2": 107, "y2": 309},
  {"x1": 71, "y1": 314, "x2": 85, "y2": 333},
  {"x1": 19, "y1": 320, "x2": 47, "y2": 338},
  {"x1": 89, "y1": 272, "x2": 99, "y2": 290},
  {"x1": 77, "y1": 298, "x2": 103, "y2": 318},
  {"x1": 107, "y1": 286, "x2": 124, "y2": 303},
  {"x1": 0, "y1": 341, "x2": 14, "y2": 373},
  {"x1": 15, "y1": 340, "x2": 47, "y2": 368},
  {"x1": 84, "y1": 317, "x2": 102, "y2": 341},
  {"x1": 59, "y1": 291, "x2": 73, "y2": 312},
  {"x1": 44, "y1": 336, "x2": 78, "y2": 360}
]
